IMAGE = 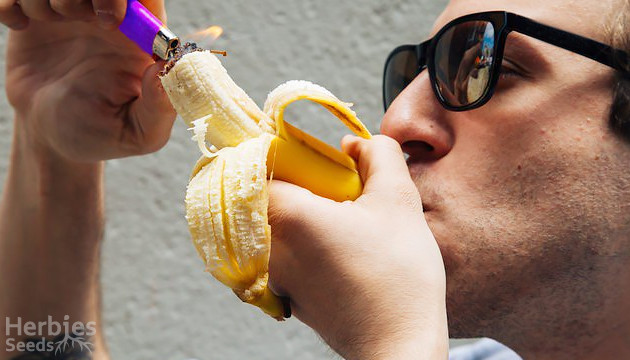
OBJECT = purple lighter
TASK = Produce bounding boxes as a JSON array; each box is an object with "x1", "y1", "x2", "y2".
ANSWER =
[{"x1": 119, "y1": 0, "x2": 179, "y2": 60}]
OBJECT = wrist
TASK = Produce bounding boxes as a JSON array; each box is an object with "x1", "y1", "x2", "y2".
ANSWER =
[
  {"x1": 4, "y1": 115, "x2": 105, "y2": 249},
  {"x1": 15, "y1": 111, "x2": 103, "y2": 165},
  {"x1": 339, "y1": 304, "x2": 449, "y2": 360},
  {"x1": 367, "y1": 332, "x2": 449, "y2": 360},
  {"x1": 11, "y1": 114, "x2": 104, "y2": 191},
  {"x1": 374, "y1": 330, "x2": 449, "y2": 360}
]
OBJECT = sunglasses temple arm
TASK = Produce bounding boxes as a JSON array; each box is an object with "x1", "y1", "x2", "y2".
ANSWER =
[{"x1": 508, "y1": 13, "x2": 629, "y2": 72}]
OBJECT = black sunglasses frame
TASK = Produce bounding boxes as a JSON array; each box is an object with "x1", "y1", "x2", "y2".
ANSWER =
[{"x1": 383, "y1": 11, "x2": 630, "y2": 112}]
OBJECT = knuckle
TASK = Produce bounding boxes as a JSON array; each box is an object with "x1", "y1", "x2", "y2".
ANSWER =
[
  {"x1": 51, "y1": 0, "x2": 92, "y2": 18},
  {"x1": 0, "y1": 13, "x2": 28, "y2": 29},
  {"x1": 373, "y1": 134, "x2": 402, "y2": 152},
  {"x1": 137, "y1": 135, "x2": 168, "y2": 155},
  {"x1": 361, "y1": 135, "x2": 403, "y2": 163},
  {"x1": 383, "y1": 178, "x2": 422, "y2": 211},
  {"x1": 23, "y1": 4, "x2": 60, "y2": 21},
  {"x1": 117, "y1": 132, "x2": 146, "y2": 156},
  {"x1": 268, "y1": 199, "x2": 298, "y2": 232},
  {"x1": 49, "y1": 0, "x2": 78, "y2": 13},
  {"x1": 49, "y1": 0, "x2": 65, "y2": 12},
  {"x1": 121, "y1": 117, "x2": 171, "y2": 156},
  {"x1": 268, "y1": 189, "x2": 314, "y2": 238},
  {"x1": 0, "y1": 0, "x2": 17, "y2": 13},
  {"x1": 148, "y1": 131, "x2": 170, "y2": 151},
  {"x1": 93, "y1": 0, "x2": 124, "y2": 12},
  {"x1": 395, "y1": 184, "x2": 423, "y2": 211}
]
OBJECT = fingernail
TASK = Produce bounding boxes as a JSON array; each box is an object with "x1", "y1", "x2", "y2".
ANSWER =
[{"x1": 95, "y1": 9, "x2": 118, "y2": 29}]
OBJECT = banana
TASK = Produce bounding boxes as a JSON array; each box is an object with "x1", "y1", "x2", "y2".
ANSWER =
[{"x1": 160, "y1": 47, "x2": 371, "y2": 320}]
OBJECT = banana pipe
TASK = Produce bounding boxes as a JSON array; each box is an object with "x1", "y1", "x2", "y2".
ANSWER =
[{"x1": 161, "y1": 49, "x2": 371, "y2": 320}]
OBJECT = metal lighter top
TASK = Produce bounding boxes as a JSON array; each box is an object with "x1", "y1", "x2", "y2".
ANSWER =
[{"x1": 119, "y1": 0, "x2": 179, "y2": 60}]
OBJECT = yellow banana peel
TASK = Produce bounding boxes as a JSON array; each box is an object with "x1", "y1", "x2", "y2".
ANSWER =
[{"x1": 160, "y1": 48, "x2": 371, "y2": 320}]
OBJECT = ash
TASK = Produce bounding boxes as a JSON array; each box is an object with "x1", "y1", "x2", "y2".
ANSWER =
[{"x1": 161, "y1": 42, "x2": 204, "y2": 75}]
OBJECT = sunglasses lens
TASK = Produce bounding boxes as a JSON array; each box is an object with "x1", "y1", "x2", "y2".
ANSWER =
[
  {"x1": 384, "y1": 47, "x2": 419, "y2": 110},
  {"x1": 434, "y1": 21, "x2": 496, "y2": 107}
]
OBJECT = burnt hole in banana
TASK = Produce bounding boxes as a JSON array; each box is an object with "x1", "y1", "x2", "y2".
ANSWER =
[{"x1": 161, "y1": 42, "x2": 204, "y2": 76}]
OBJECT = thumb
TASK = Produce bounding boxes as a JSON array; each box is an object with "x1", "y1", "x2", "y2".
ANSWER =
[
  {"x1": 127, "y1": 61, "x2": 176, "y2": 154},
  {"x1": 268, "y1": 179, "x2": 332, "y2": 230},
  {"x1": 140, "y1": 0, "x2": 167, "y2": 23},
  {"x1": 342, "y1": 134, "x2": 421, "y2": 207}
]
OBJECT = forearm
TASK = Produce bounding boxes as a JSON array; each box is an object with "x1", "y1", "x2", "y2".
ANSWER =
[{"x1": 0, "y1": 118, "x2": 108, "y2": 359}]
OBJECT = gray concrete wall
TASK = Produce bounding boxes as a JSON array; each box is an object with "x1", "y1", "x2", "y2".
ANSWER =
[{"x1": 0, "y1": 1, "x2": 479, "y2": 359}]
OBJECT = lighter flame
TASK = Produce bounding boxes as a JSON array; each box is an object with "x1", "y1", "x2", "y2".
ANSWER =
[{"x1": 188, "y1": 25, "x2": 224, "y2": 43}]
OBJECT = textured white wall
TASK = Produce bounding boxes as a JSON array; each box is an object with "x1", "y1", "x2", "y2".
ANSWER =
[{"x1": 0, "y1": 1, "x2": 473, "y2": 359}]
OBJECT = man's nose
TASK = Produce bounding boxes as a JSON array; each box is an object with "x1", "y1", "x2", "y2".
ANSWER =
[{"x1": 380, "y1": 72, "x2": 453, "y2": 162}]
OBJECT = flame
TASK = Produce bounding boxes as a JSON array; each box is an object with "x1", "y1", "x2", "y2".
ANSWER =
[
  {"x1": 188, "y1": 25, "x2": 224, "y2": 43},
  {"x1": 184, "y1": 25, "x2": 227, "y2": 56}
]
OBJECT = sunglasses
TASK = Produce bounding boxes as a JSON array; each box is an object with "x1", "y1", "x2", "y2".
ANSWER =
[{"x1": 383, "y1": 11, "x2": 630, "y2": 112}]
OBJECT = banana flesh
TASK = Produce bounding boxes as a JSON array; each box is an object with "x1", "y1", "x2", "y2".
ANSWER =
[{"x1": 160, "y1": 50, "x2": 371, "y2": 320}]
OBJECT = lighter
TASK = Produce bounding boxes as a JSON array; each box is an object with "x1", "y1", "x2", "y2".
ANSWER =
[{"x1": 119, "y1": 0, "x2": 180, "y2": 60}]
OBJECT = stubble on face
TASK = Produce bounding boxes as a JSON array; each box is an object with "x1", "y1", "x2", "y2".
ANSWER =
[{"x1": 414, "y1": 125, "x2": 630, "y2": 355}]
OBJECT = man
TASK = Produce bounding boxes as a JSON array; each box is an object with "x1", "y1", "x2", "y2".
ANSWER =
[{"x1": 1, "y1": 1, "x2": 628, "y2": 360}]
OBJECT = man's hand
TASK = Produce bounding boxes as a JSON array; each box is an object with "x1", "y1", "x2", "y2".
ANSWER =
[
  {"x1": 268, "y1": 135, "x2": 449, "y2": 360},
  {"x1": 0, "y1": 2, "x2": 175, "y2": 359},
  {"x1": 4, "y1": 0, "x2": 175, "y2": 162}
]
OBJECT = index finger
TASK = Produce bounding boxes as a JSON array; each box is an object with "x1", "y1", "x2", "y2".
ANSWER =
[
  {"x1": 342, "y1": 135, "x2": 423, "y2": 210},
  {"x1": 49, "y1": 0, "x2": 95, "y2": 21}
]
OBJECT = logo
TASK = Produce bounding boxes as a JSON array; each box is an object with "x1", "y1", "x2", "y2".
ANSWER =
[{"x1": 5, "y1": 316, "x2": 96, "y2": 355}]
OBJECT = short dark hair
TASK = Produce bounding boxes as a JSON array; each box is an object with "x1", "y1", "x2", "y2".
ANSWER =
[{"x1": 609, "y1": 0, "x2": 630, "y2": 142}]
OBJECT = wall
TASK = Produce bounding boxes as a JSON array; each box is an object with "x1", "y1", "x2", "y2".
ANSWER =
[{"x1": 0, "y1": 1, "x2": 474, "y2": 359}]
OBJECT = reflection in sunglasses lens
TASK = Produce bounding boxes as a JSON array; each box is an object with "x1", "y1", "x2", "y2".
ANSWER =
[
  {"x1": 384, "y1": 48, "x2": 418, "y2": 109},
  {"x1": 434, "y1": 21, "x2": 495, "y2": 107}
]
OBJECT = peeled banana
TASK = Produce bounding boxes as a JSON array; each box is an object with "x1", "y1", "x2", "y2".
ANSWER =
[{"x1": 160, "y1": 46, "x2": 371, "y2": 320}]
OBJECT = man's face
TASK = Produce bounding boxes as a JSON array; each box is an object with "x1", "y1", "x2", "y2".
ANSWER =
[{"x1": 381, "y1": 0, "x2": 630, "y2": 355}]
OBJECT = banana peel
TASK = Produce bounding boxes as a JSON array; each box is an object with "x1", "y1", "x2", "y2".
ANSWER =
[{"x1": 160, "y1": 49, "x2": 371, "y2": 320}]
